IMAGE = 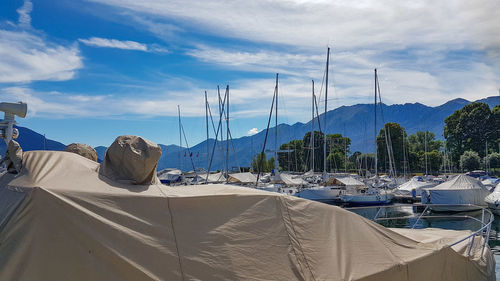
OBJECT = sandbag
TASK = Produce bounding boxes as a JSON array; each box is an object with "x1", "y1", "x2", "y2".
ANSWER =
[
  {"x1": 65, "y1": 143, "x2": 98, "y2": 162},
  {"x1": 99, "y1": 135, "x2": 161, "y2": 185}
]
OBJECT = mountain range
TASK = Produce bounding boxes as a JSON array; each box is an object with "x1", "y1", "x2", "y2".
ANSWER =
[{"x1": 1, "y1": 96, "x2": 498, "y2": 171}]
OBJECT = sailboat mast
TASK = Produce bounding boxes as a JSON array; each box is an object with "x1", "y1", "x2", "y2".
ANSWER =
[
  {"x1": 374, "y1": 69, "x2": 378, "y2": 178},
  {"x1": 402, "y1": 129, "x2": 407, "y2": 179},
  {"x1": 205, "y1": 91, "x2": 209, "y2": 171},
  {"x1": 226, "y1": 85, "x2": 229, "y2": 178},
  {"x1": 311, "y1": 80, "x2": 315, "y2": 172},
  {"x1": 486, "y1": 140, "x2": 489, "y2": 173},
  {"x1": 323, "y1": 47, "x2": 330, "y2": 180},
  {"x1": 178, "y1": 105, "x2": 182, "y2": 171},
  {"x1": 424, "y1": 131, "x2": 428, "y2": 176},
  {"x1": 218, "y1": 86, "x2": 224, "y2": 174},
  {"x1": 274, "y1": 73, "x2": 279, "y2": 175}
]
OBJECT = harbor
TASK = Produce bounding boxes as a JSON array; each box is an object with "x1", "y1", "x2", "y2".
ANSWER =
[{"x1": 1, "y1": 0, "x2": 499, "y2": 280}]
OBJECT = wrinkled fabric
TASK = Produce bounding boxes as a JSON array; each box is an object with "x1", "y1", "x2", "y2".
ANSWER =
[
  {"x1": 396, "y1": 178, "x2": 435, "y2": 196},
  {"x1": 99, "y1": 135, "x2": 161, "y2": 185},
  {"x1": 65, "y1": 143, "x2": 98, "y2": 162},
  {"x1": 0, "y1": 151, "x2": 495, "y2": 281},
  {"x1": 0, "y1": 140, "x2": 23, "y2": 173},
  {"x1": 227, "y1": 172, "x2": 257, "y2": 184},
  {"x1": 421, "y1": 174, "x2": 490, "y2": 210}
]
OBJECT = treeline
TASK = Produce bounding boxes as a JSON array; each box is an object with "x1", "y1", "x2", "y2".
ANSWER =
[{"x1": 251, "y1": 102, "x2": 500, "y2": 175}]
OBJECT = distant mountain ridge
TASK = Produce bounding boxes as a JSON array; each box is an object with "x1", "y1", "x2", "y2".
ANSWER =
[
  {"x1": 3, "y1": 96, "x2": 499, "y2": 171},
  {"x1": 0, "y1": 126, "x2": 66, "y2": 155},
  {"x1": 156, "y1": 96, "x2": 499, "y2": 171}
]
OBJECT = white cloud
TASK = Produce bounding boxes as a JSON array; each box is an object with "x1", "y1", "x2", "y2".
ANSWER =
[
  {"x1": 1, "y1": 65, "x2": 497, "y2": 125},
  {"x1": 248, "y1": 128, "x2": 259, "y2": 135},
  {"x1": 79, "y1": 37, "x2": 168, "y2": 53},
  {"x1": 0, "y1": 87, "x2": 97, "y2": 117},
  {"x1": 0, "y1": 1, "x2": 83, "y2": 83},
  {"x1": 88, "y1": 0, "x2": 500, "y2": 51},
  {"x1": 0, "y1": 30, "x2": 83, "y2": 83},
  {"x1": 77, "y1": 0, "x2": 500, "y2": 115},
  {"x1": 79, "y1": 37, "x2": 146, "y2": 51},
  {"x1": 187, "y1": 45, "x2": 325, "y2": 76},
  {"x1": 17, "y1": 0, "x2": 33, "y2": 28}
]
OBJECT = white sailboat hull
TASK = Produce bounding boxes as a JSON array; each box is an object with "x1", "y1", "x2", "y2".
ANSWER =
[
  {"x1": 340, "y1": 192, "x2": 394, "y2": 205},
  {"x1": 295, "y1": 187, "x2": 341, "y2": 202}
]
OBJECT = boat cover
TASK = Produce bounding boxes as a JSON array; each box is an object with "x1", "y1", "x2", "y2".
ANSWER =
[
  {"x1": 227, "y1": 172, "x2": 257, "y2": 184},
  {"x1": 277, "y1": 173, "x2": 308, "y2": 186},
  {"x1": 157, "y1": 168, "x2": 183, "y2": 181},
  {"x1": 325, "y1": 176, "x2": 365, "y2": 187},
  {"x1": 421, "y1": 174, "x2": 490, "y2": 207},
  {"x1": 65, "y1": 143, "x2": 98, "y2": 162},
  {"x1": 482, "y1": 178, "x2": 500, "y2": 188},
  {"x1": 99, "y1": 135, "x2": 162, "y2": 185},
  {"x1": 0, "y1": 146, "x2": 495, "y2": 280},
  {"x1": 396, "y1": 178, "x2": 435, "y2": 196},
  {"x1": 485, "y1": 182, "x2": 500, "y2": 205},
  {"x1": 193, "y1": 172, "x2": 226, "y2": 183}
]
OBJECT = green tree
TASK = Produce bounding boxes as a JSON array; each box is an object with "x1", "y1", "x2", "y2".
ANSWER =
[
  {"x1": 348, "y1": 151, "x2": 362, "y2": 172},
  {"x1": 376, "y1": 123, "x2": 407, "y2": 175},
  {"x1": 426, "y1": 150, "x2": 443, "y2": 175},
  {"x1": 278, "y1": 140, "x2": 305, "y2": 172},
  {"x1": 460, "y1": 150, "x2": 481, "y2": 172},
  {"x1": 326, "y1": 133, "x2": 351, "y2": 172},
  {"x1": 444, "y1": 103, "x2": 498, "y2": 165},
  {"x1": 407, "y1": 131, "x2": 442, "y2": 153},
  {"x1": 407, "y1": 131, "x2": 443, "y2": 173},
  {"x1": 303, "y1": 131, "x2": 324, "y2": 172},
  {"x1": 356, "y1": 153, "x2": 376, "y2": 176},
  {"x1": 485, "y1": 152, "x2": 500, "y2": 170},
  {"x1": 267, "y1": 157, "x2": 275, "y2": 172},
  {"x1": 251, "y1": 152, "x2": 271, "y2": 173},
  {"x1": 327, "y1": 151, "x2": 344, "y2": 172}
]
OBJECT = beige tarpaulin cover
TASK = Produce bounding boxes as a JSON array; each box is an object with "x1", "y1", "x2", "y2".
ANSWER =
[
  {"x1": 0, "y1": 140, "x2": 23, "y2": 173},
  {"x1": 193, "y1": 172, "x2": 226, "y2": 183},
  {"x1": 325, "y1": 176, "x2": 365, "y2": 187},
  {"x1": 99, "y1": 135, "x2": 161, "y2": 185},
  {"x1": 278, "y1": 173, "x2": 308, "y2": 186},
  {"x1": 65, "y1": 143, "x2": 98, "y2": 162},
  {"x1": 0, "y1": 150, "x2": 495, "y2": 281},
  {"x1": 227, "y1": 172, "x2": 257, "y2": 184}
]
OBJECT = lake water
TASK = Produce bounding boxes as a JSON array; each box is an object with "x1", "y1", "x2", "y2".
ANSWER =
[{"x1": 343, "y1": 204, "x2": 500, "y2": 279}]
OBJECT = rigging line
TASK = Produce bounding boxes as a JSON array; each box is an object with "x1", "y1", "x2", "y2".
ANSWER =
[
  {"x1": 376, "y1": 75, "x2": 388, "y2": 125},
  {"x1": 278, "y1": 83, "x2": 294, "y2": 172},
  {"x1": 180, "y1": 122, "x2": 197, "y2": 173},
  {"x1": 207, "y1": 100, "x2": 218, "y2": 136},
  {"x1": 206, "y1": 100, "x2": 220, "y2": 166},
  {"x1": 226, "y1": 126, "x2": 242, "y2": 172},
  {"x1": 376, "y1": 73, "x2": 397, "y2": 177},
  {"x1": 206, "y1": 99, "x2": 221, "y2": 170},
  {"x1": 317, "y1": 60, "x2": 327, "y2": 110},
  {"x1": 206, "y1": 90, "x2": 227, "y2": 180},
  {"x1": 208, "y1": 98, "x2": 230, "y2": 173},
  {"x1": 255, "y1": 85, "x2": 277, "y2": 187},
  {"x1": 314, "y1": 94, "x2": 323, "y2": 133}
]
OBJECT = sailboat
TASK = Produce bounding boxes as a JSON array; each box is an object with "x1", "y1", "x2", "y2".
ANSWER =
[
  {"x1": 340, "y1": 69, "x2": 394, "y2": 205},
  {"x1": 294, "y1": 47, "x2": 346, "y2": 202}
]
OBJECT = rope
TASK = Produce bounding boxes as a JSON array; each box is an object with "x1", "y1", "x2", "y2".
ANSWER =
[{"x1": 255, "y1": 85, "x2": 277, "y2": 187}]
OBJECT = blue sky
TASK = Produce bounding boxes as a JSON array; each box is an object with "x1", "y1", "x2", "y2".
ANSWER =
[{"x1": 0, "y1": 0, "x2": 499, "y2": 147}]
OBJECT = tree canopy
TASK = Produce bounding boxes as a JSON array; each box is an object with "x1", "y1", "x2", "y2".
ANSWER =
[
  {"x1": 460, "y1": 150, "x2": 481, "y2": 172},
  {"x1": 444, "y1": 103, "x2": 499, "y2": 163}
]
